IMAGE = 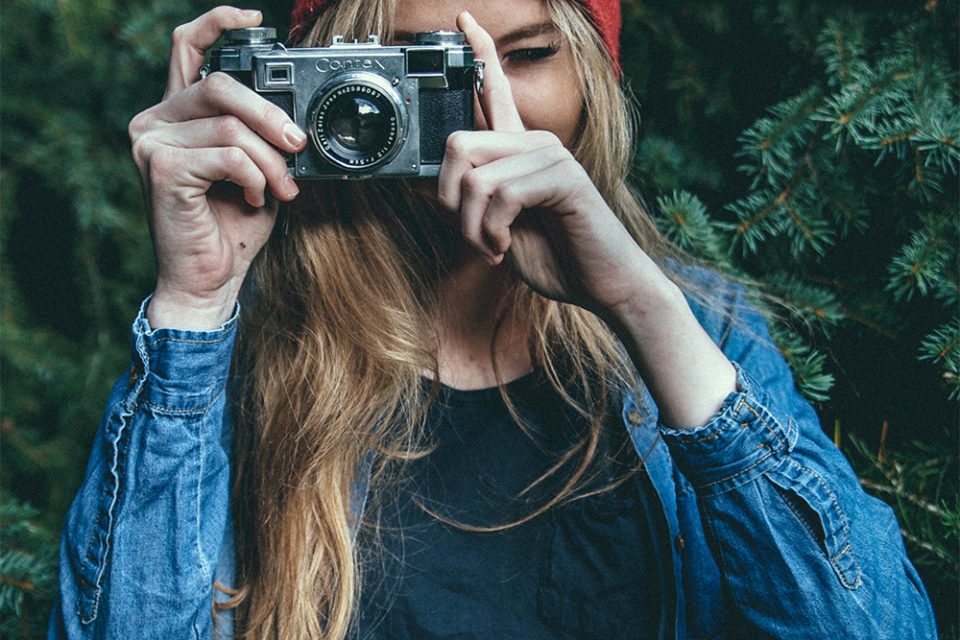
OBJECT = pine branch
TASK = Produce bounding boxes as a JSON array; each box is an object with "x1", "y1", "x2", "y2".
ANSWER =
[
  {"x1": 860, "y1": 479, "x2": 943, "y2": 516},
  {"x1": 653, "y1": 190, "x2": 729, "y2": 265},
  {"x1": 0, "y1": 495, "x2": 58, "y2": 637}
]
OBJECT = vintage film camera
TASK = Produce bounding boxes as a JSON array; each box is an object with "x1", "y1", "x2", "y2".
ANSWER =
[{"x1": 208, "y1": 27, "x2": 480, "y2": 179}]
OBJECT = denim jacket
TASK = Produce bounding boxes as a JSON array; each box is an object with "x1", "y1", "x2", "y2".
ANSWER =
[{"x1": 49, "y1": 273, "x2": 936, "y2": 639}]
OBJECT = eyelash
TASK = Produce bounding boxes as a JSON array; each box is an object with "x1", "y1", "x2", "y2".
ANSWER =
[{"x1": 504, "y1": 43, "x2": 560, "y2": 64}]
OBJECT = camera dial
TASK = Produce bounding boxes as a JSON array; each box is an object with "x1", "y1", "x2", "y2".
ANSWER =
[
  {"x1": 414, "y1": 31, "x2": 467, "y2": 45},
  {"x1": 223, "y1": 27, "x2": 277, "y2": 46}
]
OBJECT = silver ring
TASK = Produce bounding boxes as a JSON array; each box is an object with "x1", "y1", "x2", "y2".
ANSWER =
[{"x1": 474, "y1": 59, "x2": 485, "y2": 96}]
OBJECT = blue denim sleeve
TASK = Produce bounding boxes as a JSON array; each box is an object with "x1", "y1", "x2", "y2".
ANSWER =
[
  {"x1": 662, "y1": 276, "x2": 936, "y2": 638},
  {"x1": 49, "y1": 299, "x2": 237, "y2": 639}
]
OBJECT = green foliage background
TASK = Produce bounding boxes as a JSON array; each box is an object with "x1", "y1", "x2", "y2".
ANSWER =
[{"x1": 1, "y1": 0, "x2": 957, "y2": 636}]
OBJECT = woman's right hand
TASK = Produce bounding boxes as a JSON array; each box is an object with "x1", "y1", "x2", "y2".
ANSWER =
[{"x1": 128, "y1": 6, "x2": 306, "y2": 330}]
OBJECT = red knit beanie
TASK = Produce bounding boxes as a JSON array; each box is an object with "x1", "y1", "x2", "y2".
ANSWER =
[{"x1": 288, "y1": 0, "x2": 621, "y2": 69}]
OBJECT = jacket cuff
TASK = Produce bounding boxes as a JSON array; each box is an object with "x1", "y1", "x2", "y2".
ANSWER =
[
  {"x1": 126, "y1": 296, "x2": 240, "y2": 414},
  {"x1": 659, "y1": 363, "x2": 799, "y2": 496}
]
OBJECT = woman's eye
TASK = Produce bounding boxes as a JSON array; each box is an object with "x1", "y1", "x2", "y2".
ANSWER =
[{"x1": 503, "y1": 44, "x2": 560, "y2": 64}]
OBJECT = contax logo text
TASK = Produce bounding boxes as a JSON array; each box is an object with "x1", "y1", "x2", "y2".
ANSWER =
[{"x1": 316, "y1": 58, "x2": 387, "y2": 73}]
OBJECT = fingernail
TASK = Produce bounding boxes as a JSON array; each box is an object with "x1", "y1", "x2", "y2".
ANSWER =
[
  {"x1": 283, "y1": 122, "x2": 306, "y2": 148},
  {"x1": 241, "y1": 9, "x2": 261, "y2": 19},
  {"x1": 285, "y1": 174, "x2": 300, "y2": 198}
]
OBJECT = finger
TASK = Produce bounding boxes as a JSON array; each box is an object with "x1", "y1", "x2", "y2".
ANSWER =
[
  {"x1": 153, "y1": 72, "x2": 307, "y2": 154},
  {"x1": 438, "y1": 130, "x2": 561, "y2": 212},
  {"x1": 166, "y1": 6, "x2": 263, "y2": 98},
  {"x1": 456, "y1": 11, "x2": 524, "y2": 133},
  {"x1": 458, "y1": 147, "x2": 573, "y2": 262},
  {"x1": 144, "y1": 116, "x2": 299, "y2": 201},
  {"x1": 150, "y1": 145, "x2": 270, "y2": 209}
]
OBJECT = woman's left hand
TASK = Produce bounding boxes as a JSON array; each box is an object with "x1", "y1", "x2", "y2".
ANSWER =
[
  {"x1": 439, "y1": 12, "x2": 737, "y2": 429},
  {"x1": 438, "y1": 12, "x2": 652, "y2": 324}
]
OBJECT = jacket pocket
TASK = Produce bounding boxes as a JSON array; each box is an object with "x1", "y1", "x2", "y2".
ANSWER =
[{"x1": 767, "y1": 460, "x2": 862, "y2": 589}]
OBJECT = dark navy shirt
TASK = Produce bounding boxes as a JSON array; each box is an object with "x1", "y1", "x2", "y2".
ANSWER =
[{"x1": 356, "y1": 372, "x2": 662, "y2": 639}]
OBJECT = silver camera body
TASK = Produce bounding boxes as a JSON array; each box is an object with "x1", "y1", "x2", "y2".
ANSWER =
[{"x1": 209, "y1": 27, "x2": 478, "y2": 179}]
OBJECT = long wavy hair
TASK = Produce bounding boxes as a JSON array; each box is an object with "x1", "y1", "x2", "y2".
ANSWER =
[{"x1": 220, "y1": 0, "x2": 686, "y2": 637}]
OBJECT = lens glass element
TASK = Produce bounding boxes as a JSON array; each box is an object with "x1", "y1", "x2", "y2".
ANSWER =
[{"x1": 328, "y1": 95, "x2": 390, "y2": 151}]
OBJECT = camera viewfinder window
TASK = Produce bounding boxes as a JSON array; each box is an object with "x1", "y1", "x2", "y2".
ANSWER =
[
  {"x1": 407, "y1": 49, "x2": 445, "y2": 75},
  {"x1": 265, "y1": 63, "x2": 293, "y2": 86}
]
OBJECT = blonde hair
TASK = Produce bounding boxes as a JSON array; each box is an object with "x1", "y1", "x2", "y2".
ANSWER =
[{"x1": 221, "y1": 0, "x2": 683, "y2": 637}]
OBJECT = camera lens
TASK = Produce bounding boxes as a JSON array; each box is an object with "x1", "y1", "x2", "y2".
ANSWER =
[
  {"x1": 327, "y1": 95, "x2": 391, "y2": 151},
  {"x1": 310, "y1": 74, "x2": 406, "y2": 171}
]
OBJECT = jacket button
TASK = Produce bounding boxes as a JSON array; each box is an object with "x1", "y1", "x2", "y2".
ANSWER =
[
  {"x1": 674, "y1": 534, "x2": 686, "y2": 551},
  {"x1": 627, "y1": 410, "x2": 644, "y2": 424}
]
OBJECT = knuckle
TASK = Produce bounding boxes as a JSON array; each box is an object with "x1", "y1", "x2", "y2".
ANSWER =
[
  {"x1": 445, "y1": 130, "x2": 469, "y2": 156},
  {"x1": 211, "y1": 5, "x2": 236, "y2": 18},
  {"x1": 213, "y1": 5, "x2": 244, "y2": 22},
  {"x1": 216, "y1": 114, "x2": 244, "y2": 139},
  {"x1": 250, "y1": 172, "x2": 267, "y2": 192},
  {"x1": 129, "y1": 133, "x2": 156, "y2": 167},
  {"x1": 547, "y1": 144, "x2": 572, "y2": 164},
  {"x1": 170, "y1": 24, "x2": 191, "y2": 48},
  {"x1": 127, "y1": 110, "x2": 150, "y2": 142},
  {"x1": 492, "y1": 181, "x2": 520, "y2": 207},
  {"x1": 219, "y1": 146, "x2": 247, "y2": 170},
  {"x1": 480, "y1": 216, "x2": 502, "y2": 238},
  {"x1": 201, "y1": 71, "x2": 236, "y2": 100},
  {"x1": 265, "y1": 156, "x2": 291, "y2": 184},
  {"x1": 559, "y1": 154, "x2": 586, "y2": 180},
  {"x1": 260, "y1": 102, "x2": 288, "y2": 129},
  {"x1": 461, "y1": 170, "x2": 490, "y2": 198},
  {"x1": 533, "y1": 130, "x2": 562, "y2": 148}
]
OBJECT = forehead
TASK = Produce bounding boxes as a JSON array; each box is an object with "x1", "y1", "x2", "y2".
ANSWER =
[{"x1": 393, "y1": 0, "x2": 553, "y2": 38}]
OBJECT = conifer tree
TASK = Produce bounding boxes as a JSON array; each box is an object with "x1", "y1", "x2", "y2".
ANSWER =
[{"x1": 627, "y1": 0, "x2": 958, "y2": 633}]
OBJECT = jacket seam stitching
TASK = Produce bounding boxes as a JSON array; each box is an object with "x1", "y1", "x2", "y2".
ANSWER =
[
  {"x1": 142, "y1": 389, "x2": 225, "y2": 415},
  {"x1": 831, "y1": 542, "x2": 863, "y2": 588},
  {"x1": 785, "y1": 459, "x2": 862, "y2": 589},
  {"x1": 671, "y1": 397, "x2": 785, "y2": 451},
  {"x1": 684, "y1": 429, "x2": 723, "y2": 445},
  {"x1": 77, "y1": 409, "x2": 128, "y2": 624},
  {"x1": 145, "y1": 330, "x2": 234, "y2": 349},
  {"x1": 739, "y1": 399, "x2": 785, "y2": 451},
  {"x1": 786, "y1": 459, "x2": 850, "y2": 537},
  {"x1": 698, "y1": 448, "x2": 777, "y2": 490},
  {"x1": 692, "y1": 399, "x2": 787, "y2": 491}
]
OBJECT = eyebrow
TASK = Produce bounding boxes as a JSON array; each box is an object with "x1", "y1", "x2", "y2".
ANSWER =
[
  {"x1": 393, "y1": 21, "x2": 559, "y2": 47},
  {"x1": 498, "y1": 22, "x2": 559, "y2": 46}
]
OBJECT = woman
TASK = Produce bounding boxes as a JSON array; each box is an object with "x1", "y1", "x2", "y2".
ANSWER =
[{"x1": 50, "y1": 0, "x2": 936, "y2": 638}]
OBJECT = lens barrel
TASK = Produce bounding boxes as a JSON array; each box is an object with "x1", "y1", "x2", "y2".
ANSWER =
[{"x1": 309, "y1": 73, "x2": 406, "y2": 171}]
